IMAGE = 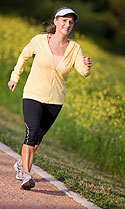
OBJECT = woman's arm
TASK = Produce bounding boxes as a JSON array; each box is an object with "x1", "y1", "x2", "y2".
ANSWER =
[
  {"x1": 73, "y1": 46, "x2": 92, "y2": 77},
  {"x1": 9, "y1": 36, "x2": 36, "y2": 84}
]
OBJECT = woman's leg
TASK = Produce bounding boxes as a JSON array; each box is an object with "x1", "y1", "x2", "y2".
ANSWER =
[
  {"x1": 29, "y1": 144, "x2": 39, "y2": 171},
  {"x1": 22, "y1": 99, "x2": 44, "y2": 172},
  {"x1": 20, "y1": 144, "x2": 39, "y2": 189},
  {"x1": 22, "y1": 102, "x2": 62, "y2": 174},
  {"x1": 21, "y1": 99, "x2": 62, "y2": 189},
  {"x1": 40, "y1": 103, "x2": 62, "y2": 138},
  {"x1": 21, "y1": 144, "x2": 35, "y2": 173},
  {"x1": 19, "y1": 144, "x2": 39, "y2": 170}
]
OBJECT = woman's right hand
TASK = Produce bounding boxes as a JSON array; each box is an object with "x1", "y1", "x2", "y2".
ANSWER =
[{"x1": 8, "y1": 80, "x2": 17, "y2": 92}]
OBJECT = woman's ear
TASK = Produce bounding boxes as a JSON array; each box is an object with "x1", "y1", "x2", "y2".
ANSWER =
[{"x1": 54, "y1": 18, "x2": 57, "y2": 26}]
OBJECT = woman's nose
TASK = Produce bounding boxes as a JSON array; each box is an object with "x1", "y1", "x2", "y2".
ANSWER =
[{"x1": 66, "y1": 22, "x2": 70, "y2": 27}]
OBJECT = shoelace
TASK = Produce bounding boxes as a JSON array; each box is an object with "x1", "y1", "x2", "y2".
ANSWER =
[{"x1": 17, "y1": 162, "x2": 23, "y2": 172}]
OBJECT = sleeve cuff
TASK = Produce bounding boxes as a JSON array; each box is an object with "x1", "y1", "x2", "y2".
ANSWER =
[{"x1": 10, "y1": 71, "x2": 20, "y2": 83}]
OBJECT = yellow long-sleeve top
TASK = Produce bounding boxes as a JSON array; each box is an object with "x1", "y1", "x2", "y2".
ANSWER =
[{"x1": 10, "y1": 34, "x2": 92, "y2": 104}]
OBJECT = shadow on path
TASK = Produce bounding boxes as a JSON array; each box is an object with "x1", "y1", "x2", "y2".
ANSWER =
[{"x1": 31, "y1": 188, "x2": 66, "y2": 196}]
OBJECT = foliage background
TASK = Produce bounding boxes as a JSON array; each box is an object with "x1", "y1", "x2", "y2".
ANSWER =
[
  {"x1": 0, "y1": 2, "x2": 124, "y2": 207},
  {"x1": 0, "y1": 0, "x2": 125, "y2": 54}
]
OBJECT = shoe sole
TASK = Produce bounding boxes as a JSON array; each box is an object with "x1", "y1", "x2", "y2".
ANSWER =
[
  {"x1": 21, "y1": 179, "x2": 35, "y2": 190},
  {"x1": 16, "y1": 175, "x2": 22, "y2": 181},
  {"x1": 14, "y1": 163, "x2": 18, "y2": 172}
]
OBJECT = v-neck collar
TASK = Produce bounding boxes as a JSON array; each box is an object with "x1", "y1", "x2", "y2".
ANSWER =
[{"x1": 45, "y1": 34, "x2": 71, "y2": 69}]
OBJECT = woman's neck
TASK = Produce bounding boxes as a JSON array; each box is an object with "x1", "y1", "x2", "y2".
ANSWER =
[
  {"x1": 52, "y1": 32, "x2": 68, "y2": 46},
  {"x1": 48, "y1": 32, "x2": 70, "y2": 56}
]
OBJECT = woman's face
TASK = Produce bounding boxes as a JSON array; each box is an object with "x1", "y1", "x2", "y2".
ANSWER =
[{"x1": 54, "y1": 14, "x2": 74, "y2": 36}]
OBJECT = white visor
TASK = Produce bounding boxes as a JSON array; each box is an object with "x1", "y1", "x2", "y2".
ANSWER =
[{"x1": 55, "y1": 8, "x2": 79, "y2": 22}]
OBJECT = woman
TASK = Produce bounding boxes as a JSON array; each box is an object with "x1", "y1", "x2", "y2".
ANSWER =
[{"x1": 8, "y1": 7, "x2": 92, "y2": 190}]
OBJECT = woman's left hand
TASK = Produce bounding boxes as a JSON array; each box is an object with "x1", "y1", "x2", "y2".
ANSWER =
[{"x1": 83, "y1": 56, "x2": 92, "y2": 68}]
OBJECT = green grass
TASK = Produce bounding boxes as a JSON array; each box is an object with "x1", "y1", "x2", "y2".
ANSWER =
[
  {"x1": 0, "y1": 106, "x2": 124, "y2": 209},
  {"x1": 0, "y1": 14, "x2": 125, "y2": 180}
]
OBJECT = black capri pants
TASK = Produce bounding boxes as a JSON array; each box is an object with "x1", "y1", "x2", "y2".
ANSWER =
[{"x1": 23, "y1": 99, "x2": 62, "y2": 147}]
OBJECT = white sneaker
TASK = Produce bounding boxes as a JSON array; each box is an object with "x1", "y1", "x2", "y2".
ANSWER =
[
  {"x1": 21, "y1": 172, "x2": 35, "y2": 190},
  {"x1": 14, "y1": 160, "x2": 23, "y2": 180}
]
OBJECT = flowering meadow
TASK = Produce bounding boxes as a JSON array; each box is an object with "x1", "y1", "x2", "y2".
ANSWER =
[{"x1": 0, "y1": 14, "x2": 124, "y2": 179}]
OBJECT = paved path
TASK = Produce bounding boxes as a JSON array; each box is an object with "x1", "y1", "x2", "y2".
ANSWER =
[{"x1": 0, "y1": 149, "x2": 87, "y2": 209}]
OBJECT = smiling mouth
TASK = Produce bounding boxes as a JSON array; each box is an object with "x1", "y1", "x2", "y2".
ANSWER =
[{"x1": 63, "y1": 27, "x2": 70, "y2": 31}]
